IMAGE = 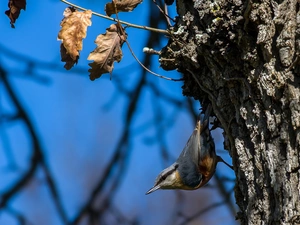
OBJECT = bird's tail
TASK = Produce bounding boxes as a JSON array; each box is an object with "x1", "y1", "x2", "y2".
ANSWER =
[{"x1": 196, "y1": 104, "x2": 212, "y2": 133}]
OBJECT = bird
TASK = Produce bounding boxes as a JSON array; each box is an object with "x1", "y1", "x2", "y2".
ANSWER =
[{"x1": 146, "y1": 105, "x2": 233, "y2": 195}]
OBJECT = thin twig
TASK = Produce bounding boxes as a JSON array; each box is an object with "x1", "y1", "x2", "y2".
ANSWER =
[
  {"x1": 125, "y1": 40, "x2": 183, "y2": 81},
  {"x1": 60, "y1": 0, "x2": 169, "y2": 35},
  {"x1": 217, "y1": 156, "x2": 233, "y2": 170},
  {"x1": 164, "y1": 3, "x2": 172, "y2": 26},
  {"x1": 152, "y1": 0, "x2": 174, "y2": 26},
  {"x1": 41, "y1": 162, "x2": 69, "y2": 224}
]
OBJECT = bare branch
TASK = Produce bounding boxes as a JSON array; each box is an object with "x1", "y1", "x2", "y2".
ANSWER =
[
  {"x1": 0, "y1": 66, "x2": 68, "y2": 224},
  {"x1": 61, "y1": 0, "x2": 169, "y2": 35}
]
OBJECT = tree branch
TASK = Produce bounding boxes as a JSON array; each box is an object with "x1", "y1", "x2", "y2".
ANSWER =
[{"x1": 60, "y1": 0, "x2": 169, "y2": 35}]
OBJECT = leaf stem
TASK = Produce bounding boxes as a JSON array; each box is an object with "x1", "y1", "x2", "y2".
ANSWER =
[{"x1": 60, "y1": 0, "x2": 170, "y2": 35}]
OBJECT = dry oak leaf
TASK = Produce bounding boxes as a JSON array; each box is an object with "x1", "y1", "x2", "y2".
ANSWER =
[
  {"x1": 60, "y1": 44, "x2": 76, "y2": 70},
  {"x1": 5, "y1": 0, "x2": 26, "y2": 28},
  {"x1": 58, "y1": 8, "x2": 92, "y2": 70},
  {"x1": 88, "y1": 24, "x2": 127, "y2": 81},
  {"x1": 105, "y1": 0, "x2": 142, "y2": 17}
]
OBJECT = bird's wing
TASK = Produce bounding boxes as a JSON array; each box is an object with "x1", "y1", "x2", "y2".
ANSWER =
[{"x1": 177, "y1": 128, "x2": 200, "y2": 167}]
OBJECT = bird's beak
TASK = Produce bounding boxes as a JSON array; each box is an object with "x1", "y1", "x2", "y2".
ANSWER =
[{"x1": 145, "y1": 185, "x2": 161, "y2": 195}]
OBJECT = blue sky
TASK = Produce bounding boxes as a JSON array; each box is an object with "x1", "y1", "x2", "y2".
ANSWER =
[{"x1": 0, "y1": 1, "x2": 237, "y2": 224}]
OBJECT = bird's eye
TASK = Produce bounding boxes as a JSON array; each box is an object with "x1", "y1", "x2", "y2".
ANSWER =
[{"x1": 158, "y1": 175, "x2": 167, "y2": 183}]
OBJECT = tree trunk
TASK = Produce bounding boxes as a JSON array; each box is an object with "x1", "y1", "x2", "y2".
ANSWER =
[{"x1": 160, "y1": 0, "x2": 300, "y2": 224}]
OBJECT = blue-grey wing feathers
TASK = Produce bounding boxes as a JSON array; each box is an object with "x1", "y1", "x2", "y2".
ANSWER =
[{"x1": 176, "y1": 105, "x2": 213, "y2": 188}]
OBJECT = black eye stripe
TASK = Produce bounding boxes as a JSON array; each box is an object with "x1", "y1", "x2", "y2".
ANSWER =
[{"x1": 157, "y1": 165, "x2": 177, "y2": 183}]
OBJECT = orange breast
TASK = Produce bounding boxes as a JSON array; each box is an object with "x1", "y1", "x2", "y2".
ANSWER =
[{"x1": 197, "y1": 156, "x2": 217, "y2": 188}]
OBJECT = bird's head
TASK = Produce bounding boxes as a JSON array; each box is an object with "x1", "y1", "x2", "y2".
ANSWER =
[{"x1": 146, "y1": 163, "x2": 188, "y2": 195}]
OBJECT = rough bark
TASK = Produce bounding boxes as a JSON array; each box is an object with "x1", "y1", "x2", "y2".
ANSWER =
[{"x1": 160, "y1": 0, "x2": 300, "y2": 224}]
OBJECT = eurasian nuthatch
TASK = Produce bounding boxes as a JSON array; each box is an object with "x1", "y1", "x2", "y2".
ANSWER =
[{"x1": 146, "y1": 105, "x2": 232, "y2": 194}]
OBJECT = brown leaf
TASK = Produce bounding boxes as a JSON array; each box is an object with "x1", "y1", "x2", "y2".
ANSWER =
[
  {"x1": 88, "y1": 24, "x2": 127, "y2": 80},
  {"x1": 5, "y1": 0, "x2": 26, "y2": 28},
  {"x1": 105, "y1": 0, "x2": 142, "y2": 17},
  {"x1": 60, "y1": 44, "x2": 78, "y2": 70},
  {"x1": 58, "y1": 8, "x2": 92, "y2": 70}
]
